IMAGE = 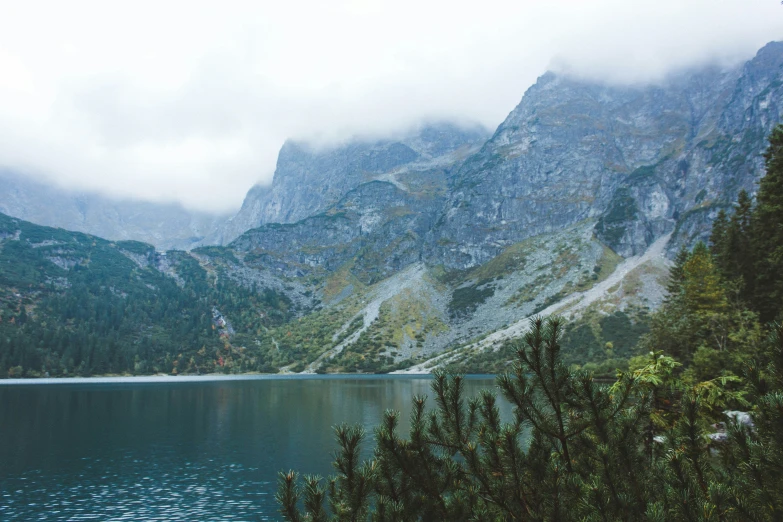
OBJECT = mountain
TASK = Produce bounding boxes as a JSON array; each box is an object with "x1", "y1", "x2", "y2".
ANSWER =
[
  {"x1": 430, "y1": 42, "x2": 783, "y2": 265},
  {"x1": 0, "y1": 170, "x2": 229, "y2": 251},
  {"x1": 215, "y1": 41, "x2": 783, "y2": 372},
  {"x1": 2, "y1": 42, "x2": 782, "y2": 378},
  {"x1": 214, "y1": 122, "x2": 490, "y2": 244},
  {"x1": 228, "y1": 42, "x2": 783, "y2": 276}
]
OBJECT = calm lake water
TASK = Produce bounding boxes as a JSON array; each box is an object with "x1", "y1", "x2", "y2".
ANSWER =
[{"x1": 0, "y1": 375, "x2": 507, "y2": 521}]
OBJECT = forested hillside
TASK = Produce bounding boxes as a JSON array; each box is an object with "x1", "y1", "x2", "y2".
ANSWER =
[{"x1": 0, "y1": 215, "x2": 294, "y2": 377}]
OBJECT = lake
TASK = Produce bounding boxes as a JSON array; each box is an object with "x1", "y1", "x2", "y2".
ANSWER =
[{"x1": 0, "y1": 375, "x2": 509, "y2": 521}]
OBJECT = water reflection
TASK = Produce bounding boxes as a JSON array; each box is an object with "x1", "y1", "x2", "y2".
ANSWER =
[{"x1": 0, "y1": 376, "x2": 510, "y2": 520}]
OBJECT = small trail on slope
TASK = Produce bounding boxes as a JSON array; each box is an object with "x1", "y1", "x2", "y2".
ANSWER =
[
  {"x1": 301, "y1": 263, "x2": 427, "y2": 373},
  {"x1": 394, "y1": 233, "x2": 672, "y2": 374}
]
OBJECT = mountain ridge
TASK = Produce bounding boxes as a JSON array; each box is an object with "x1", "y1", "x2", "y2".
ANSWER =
[
  {"x1": 0, "y1": 170, "x2": 230, "y2": 251},
  {"x1": 1, "y1": 41, "x2": 782, "y2": 377},
  {"x1": 213, "y1": 122, "x2": 491, "y2": 245}
]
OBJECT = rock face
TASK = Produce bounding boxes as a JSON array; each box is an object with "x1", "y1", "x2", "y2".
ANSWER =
[
  {"x1": 0, "y1": 171, "x2": 228, "y2": 251},
  {"x1": 217, "y1": 122, "x2": 490, "y2": 244},
  {"x1": 430, "y1": 41, "x2": 783, "y2": 264},
  {"x1": 231, "y1": 180, "x2": 442, "y2": 283}
]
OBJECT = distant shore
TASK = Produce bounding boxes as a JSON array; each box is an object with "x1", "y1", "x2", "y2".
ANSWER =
[{"x1": 0, "y1": 373, "x2": 496, "y2": 385}]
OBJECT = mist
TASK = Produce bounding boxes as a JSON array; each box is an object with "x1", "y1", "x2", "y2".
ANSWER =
[{"x1": 0, "y1": 0, "x2": 781, "y2": 213}]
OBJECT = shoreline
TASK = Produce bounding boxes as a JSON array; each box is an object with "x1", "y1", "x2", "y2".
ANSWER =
[{"x1": 0, "y1": 372, "x2": 497, "y2": 385}]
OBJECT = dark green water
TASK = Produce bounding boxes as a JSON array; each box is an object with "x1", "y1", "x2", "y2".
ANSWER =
[{"x1": 0, "y1": 375, "x2": 506, "y2": 521}]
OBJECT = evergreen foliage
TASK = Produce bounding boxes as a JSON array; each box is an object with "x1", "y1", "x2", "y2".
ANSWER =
[
  {"x1": 0, "y1": 214, "x2": 294, "y2": 377},
  {"x1": 641, "y1": 124, "x2": 783, "y2": 382},
  {"x1": 709, "y1": 125, "x2": 783, "y2": 322},
  {"x1": 754, "y1": 125, "x2": 783, "y2": 322},
  {"x1": 278, "y1": 317, "x2": 783, "y2": 521}
]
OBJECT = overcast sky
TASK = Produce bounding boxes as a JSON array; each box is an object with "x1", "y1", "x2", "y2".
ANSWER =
[{"x1": 1, "y1": 0, "x2": 781, "y2": 213}]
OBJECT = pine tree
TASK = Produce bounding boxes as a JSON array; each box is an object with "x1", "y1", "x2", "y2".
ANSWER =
[
  {"x1": 727, "y1": 190, "x2": 756, "y2": 303},
  {"x1": 720, "y1": 322, "x2": 783, "y2": 520},
  {"x1": 277, "y1": 316, "x2": 783, "y2": 521},
  {"x1": 710, "y1": 208, "x2": 729, "y2": 276},
  {"x1": 682, "y1": 242, "x2": 728, "y2": 317},
  {"x1": 754, "y1": 125, "x2": 783, "y2": 322},
  {"x1": 665, "y1": 246, "x2": 690, "y2": 305},
  {"x1": 642, "y1": 245, "x2": 702, "y2": 362},
  {"x1": 278, "y1": 317, "x2": 644, "y2": 521}
]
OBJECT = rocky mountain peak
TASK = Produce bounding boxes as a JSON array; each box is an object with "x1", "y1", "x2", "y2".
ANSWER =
[
  {"x1": 217, "y1": 122, "x2": 490, "y2": 244},
  {"x1": 428, "y1": 41, "x2": 783, "y2": 266}
]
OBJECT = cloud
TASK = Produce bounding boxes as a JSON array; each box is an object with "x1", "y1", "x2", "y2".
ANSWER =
[{"x1": 0, "y1": 0, "x2": 780, "y2": 212}]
